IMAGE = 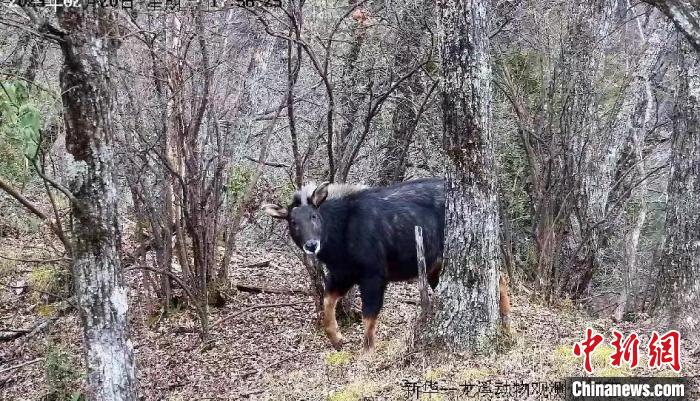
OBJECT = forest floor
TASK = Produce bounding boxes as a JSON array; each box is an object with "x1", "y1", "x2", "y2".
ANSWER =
[{"x1": 1, "y1": 226, "x2": 699, "y2": 401}]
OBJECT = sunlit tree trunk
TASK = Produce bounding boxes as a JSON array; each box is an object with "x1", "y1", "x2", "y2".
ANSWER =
[
  {"x1": 654, "y1": 39, "x2": 699, "y2": 334},
  {"x1": 57, "y1": 9, "x2": 136, "y2": 401},
  {"x1": 424, "y1": 0, "x2": 502, "y2": 352}
]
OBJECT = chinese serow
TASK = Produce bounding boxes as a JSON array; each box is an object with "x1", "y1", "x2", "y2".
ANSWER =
[{"x1": 263, "y1": 178, "x2": 510, "y2": 351}]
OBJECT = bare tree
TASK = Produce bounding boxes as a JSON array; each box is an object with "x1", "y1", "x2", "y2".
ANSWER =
[
  {"x1": 612, "y1": 12, "x2": 669, "y2": 322},
  {"x1": 493, "y1": 1, "x2": 671, "y2": 301},
  {"x1": 55, "y1": 8, "x2": 136, "y2": 401},
  {"x1": 653, "y1": 39, "x2": 699, "y2": 334},
  {"x1": 376, "y1": 1, "x2": 437, "y2": 186},
  {"x1": 423, "y1": 0, "x2": 503, "y2": 352}
]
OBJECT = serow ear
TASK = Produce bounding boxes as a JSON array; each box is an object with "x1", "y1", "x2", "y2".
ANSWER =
[
  {"x1": 311, "y1": 181, "x2": 330, "y2": 207},
  {"x1": 261, "y1": 203, "x2": 288, "y2": 219}
]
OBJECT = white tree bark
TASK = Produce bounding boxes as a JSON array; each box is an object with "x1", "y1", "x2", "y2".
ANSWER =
[
  {"x1": 424, "y1": 0, "x2": 502, "y2": 352},
  {"x1": 644, "y1": 0, "x2": 700, "y2": 52},
  {"x1": 57, "y1": 9, "x2": 137, "y2": 401},
  {"x1": 655, "y1": 40, "x2": 700, "y2": 335},
  {"x1": 613, "y1": 15, "x2": 668, "y2": 321}
]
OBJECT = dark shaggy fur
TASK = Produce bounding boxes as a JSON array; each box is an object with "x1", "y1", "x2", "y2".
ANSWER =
[
  {"x1": 264, "y1": 178, "x2": 445, "y2": 350},
  {"x1": 314, "y1": 178, "x2": 445, "y2": 307}
]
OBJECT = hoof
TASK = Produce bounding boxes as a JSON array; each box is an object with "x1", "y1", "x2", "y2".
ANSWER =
[
  {"x1": 362, "y1": 338, "x2": 375, "y2": 353},
  {"x1": 329, "y1": 334, "x2": 344, "y2": 350}
]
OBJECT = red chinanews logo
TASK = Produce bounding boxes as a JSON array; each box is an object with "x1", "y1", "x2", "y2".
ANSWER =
[{"x1": 572, "y1": 327, "x2": 681, "y2": 373}]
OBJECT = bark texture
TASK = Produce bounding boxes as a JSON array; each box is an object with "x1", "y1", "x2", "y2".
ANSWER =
[
  {"x1": 613, "y1": 16, "x2": 667, "y2": 321},
  {"x1": 424, "y1": 0, "x2": 502, "y2": 352},
  {"x1": 655, "y1": 40, "x2": 700, "y2": 334},
  {"x1": 57, "y1": 9, "x2": 137, "y2": 401},
  {"x1": 643, "y1": 0, "x2": 700, "y2": 52}
]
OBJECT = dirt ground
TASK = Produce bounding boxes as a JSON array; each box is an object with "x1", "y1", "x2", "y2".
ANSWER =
[{"x1": 1, "y1": 230, "x2": 699, "y2": 401}]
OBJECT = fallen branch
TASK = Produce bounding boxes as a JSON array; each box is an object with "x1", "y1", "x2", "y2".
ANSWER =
[
  {"x1": 0, "y1": 329, "x2": 30, "y2": 342},
  {"x1": 6, "y1": 318, "x2": 56, "y2": 352},
  {"x1": 258, "y1": 350, "x2": 311, "y2": 376},
  {"x1": 240, "y1": 389, "x2": 264, "y2": 397},
  {"x1": 0, "y1": 358, "x2": 43, "y2": 375},
  {"x1": 0, "y1": 176, "x2": 49, "y2": 221},
  {"x1": 244, "y1": 156, "x2": 289, "y2": 168},
  {"x1": 211, "y1": 301, "x2": 311, "y2": 328},
  {"x1": 3, "y1": 299, "x2": 73, "y2": 359},
  {"x1": 241, "y1": 260, "x2": 270, "y2": 269},
  {"x1": 156, "y1": 382, "x2": 186, "y2": 391},
  {"x1": 0, "y1": 176, "x2": 70, "y2": 253},
  {"x1": 0, "y1": 254, "x2": 70, "y2": 264},
  {"x1": 235, "y1": 283, "x2": 310, "y2": 296}
]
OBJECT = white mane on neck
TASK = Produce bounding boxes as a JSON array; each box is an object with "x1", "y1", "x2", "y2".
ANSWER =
[{"x1": 295, "y1": 181, "x2": 368, "y2": 205}]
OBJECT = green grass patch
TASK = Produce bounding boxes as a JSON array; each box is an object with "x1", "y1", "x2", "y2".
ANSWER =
[
  {"x1": 28, "y1": 266, "x2": 64, "y2": 303},
  {"x1": 553, "y1": 344, "x2": 578, "y2": 375},
  {"x1": 591, "y1": 345, "x2": 615, "y2": 370},
  {"x1": 327, "y1": 380, "x2": 378, "y2": 401},
  {"x1": 325, "y1": 350, "x2": 353, "y2": 367},
  {"x1": 45, "y1": 344, "x2": 83, "y2": 401}
]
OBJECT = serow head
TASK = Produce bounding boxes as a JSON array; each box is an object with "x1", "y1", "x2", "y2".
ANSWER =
[{"x1": 262, "y1": 182, "x2": 330, "y2": 256}]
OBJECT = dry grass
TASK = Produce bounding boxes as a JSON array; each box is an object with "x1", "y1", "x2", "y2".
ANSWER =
[{"x1": 1, "y1": 232, "x2": 698, "y2": 400}]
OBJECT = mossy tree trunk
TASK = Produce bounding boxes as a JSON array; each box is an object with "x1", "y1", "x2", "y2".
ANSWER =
[
  {"x1": 57, "y1": 9, "x2": 137, "y2": 401},
  {"x1": 423, "y1": 0, "x2": 502, "y2": 352}
]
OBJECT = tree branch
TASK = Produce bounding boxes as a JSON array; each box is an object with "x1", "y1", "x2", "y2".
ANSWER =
[{"x1": 0, "y1": 176, "x2": 49, "y2": 221}]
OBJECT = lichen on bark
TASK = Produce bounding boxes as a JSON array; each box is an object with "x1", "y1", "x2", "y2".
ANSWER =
[
  {"x1": 423, "y1": 0, "x2": 504, "y2": 353},
  {"x1": 57, "y1": 8, "x2": 137, "y2": 401}
]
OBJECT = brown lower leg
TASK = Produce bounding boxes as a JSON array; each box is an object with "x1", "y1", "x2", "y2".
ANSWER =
[
  {"x1": 323, "y1": 292, "x2": 343, "y2": 349},
  {"x1": 362, "y1": 315, "x2": 377, "y2": 351},
  {"x1": 499, "y1": 275, "x2": 512, "y2": 329}
]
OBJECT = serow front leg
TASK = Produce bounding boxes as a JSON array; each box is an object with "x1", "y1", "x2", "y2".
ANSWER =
[{"x1": 322, "y1": 292, "x2": 343, "y2": 350}]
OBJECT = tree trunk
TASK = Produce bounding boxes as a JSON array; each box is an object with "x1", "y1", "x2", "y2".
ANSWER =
[
  {"x1": 150, "y1": 20, "x2": 173, "y2": 311},
  {"x1": 57, "y1": 9, "x2": 137, "y2": 401},
  {"x1": 654, "y1": 40, "x2": 699, "y2": 334},
  {"x1": 423, "y1": 0, "x2": 502, "y2": 352},
  {"x1": 643, "y1": 0, "x2": 700, "y2": 52},
  {"x1": 375, "y1": 68, "x2": 422, "y2": 186},
  {"x1": 613, "y1": 14, "x2": 666, "y2": 321}
]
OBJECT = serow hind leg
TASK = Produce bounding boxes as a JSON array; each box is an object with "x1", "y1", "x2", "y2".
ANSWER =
[
  {"x1": 427, "y1": 257, "x2": 443, "y2": 289},
  {"x1": 362, "y1": 315, "x2": 378, "y2": 351},
  {"x1": 359, "y1": 277, "x2": 386, "y2": 352}
]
